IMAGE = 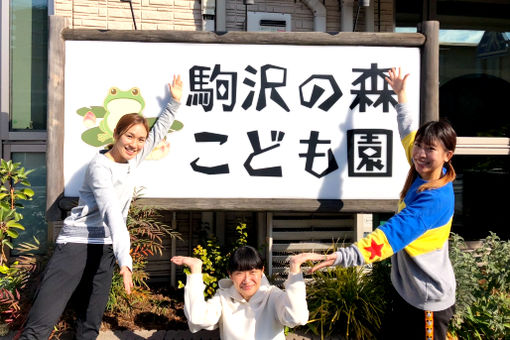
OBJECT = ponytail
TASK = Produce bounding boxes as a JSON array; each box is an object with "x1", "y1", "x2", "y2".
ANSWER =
[{"x1": 400, "y1": 161, "x2": 456, "y2": 200}]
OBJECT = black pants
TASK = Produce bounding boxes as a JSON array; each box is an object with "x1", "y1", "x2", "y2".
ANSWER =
[
  {"x1": 20, "y1": 243, "x2": 116, "y2": 340},
  {"x1": 382, "y1": 290, "x2": 455, "y2": 340}
]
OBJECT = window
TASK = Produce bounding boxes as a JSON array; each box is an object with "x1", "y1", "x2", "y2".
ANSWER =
[
  {"x1": 1, "y1": 1, "x2": 48, "y2": 252},
  {"x1": 395, "y1": 1, "x2": 510, "y2": 240},
  {"x1": 11, "y1": 151, "x2": 47, "y2": 253},
  {"x1": 452, "y1": 155, "x2": 509, "y2": 240},
  {"x1": 9, "y1": 0, "x2": 48, "y2": 131}
]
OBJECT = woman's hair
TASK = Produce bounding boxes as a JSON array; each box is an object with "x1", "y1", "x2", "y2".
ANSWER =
[
  {"x1": 400, "y1": 119, "x2": 457, "y2": 199},
  {"x1": 227, "y1": 246, "x2": 264, "y2": 274},
  {"x1": 106, "y1": 113, "x2": 149, "y2": 149}
]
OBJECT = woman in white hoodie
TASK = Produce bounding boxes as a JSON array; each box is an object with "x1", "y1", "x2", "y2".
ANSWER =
[{"x1": 171, "y1": 246, "x2": 321, "y2": 340}]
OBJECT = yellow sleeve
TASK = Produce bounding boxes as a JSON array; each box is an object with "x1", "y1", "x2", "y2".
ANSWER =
[{"x1": 401, "y1": 131, "x2": 417, "y2": 166}]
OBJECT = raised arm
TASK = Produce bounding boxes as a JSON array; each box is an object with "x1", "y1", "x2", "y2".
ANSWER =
[
  {"x1": 386, "y1": 67, "x2": 418, "y2": 164},
  {"x1": 136, "y1": 75, "x2": 183, "y2": 163},
  {"x1": 273, "y1": 253, "x2": 322, "y2": 327},
  {"x1": 171, "y1": 255, "x2": 202, "y2": 274},
  {"x1": 288, "y1": 253, "x2": 326, "y2": 274},
  {"x1": 170, "y1": 256, "x2": 222, "y2": 333}
]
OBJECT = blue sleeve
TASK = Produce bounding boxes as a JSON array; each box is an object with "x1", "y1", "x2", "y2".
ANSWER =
[{"x1": 379, "y1": 189, "x2": 447, "y2": 254}]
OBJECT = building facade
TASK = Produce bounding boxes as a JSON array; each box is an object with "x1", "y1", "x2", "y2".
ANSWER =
[{"x1": 1, "y1": 0, "x2": 509, "y2": 283}]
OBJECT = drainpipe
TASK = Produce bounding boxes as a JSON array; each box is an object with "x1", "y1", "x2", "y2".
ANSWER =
[
  {"x1": 302, "y1": 0, "x2": 327, "y2": 32},
  {"x1": 364, "y1": 1, "x2": 374, "y2": 32},
  {"x1": 341, "y1": 0, "x2": 354, "y2": 32},
  {"x1": 216, "y1": 0, "x2": 226, "y2": 32}
]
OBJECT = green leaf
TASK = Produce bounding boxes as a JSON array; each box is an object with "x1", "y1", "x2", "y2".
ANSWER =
[
  {"x1": 91, "y1": 106, "x2": 107, "y2": 118},
  {"x1": 0, "y1": 265, "x2": 10, "y2": 274},
  {"x1": 6, "y1": 229, "x2": 19, "y2": 239},
  {"x1": 169, "y1": 120, "x2": 184, "y2": 132},
  {"x1": 3, "y1": 240, "x2": 13, "y2": 249},
  {"x1": 6, "y1": 221, "x2": 24, "y2": 230},
  {"x1": 22, "y1": 188, "x2": 35, "y2": 197},
  {"x1": 15, "y1": 193, "x2": 27, "y2": 200},
  {"x1": 77, "y1": 107, "x2": 91, "y2": 116}
]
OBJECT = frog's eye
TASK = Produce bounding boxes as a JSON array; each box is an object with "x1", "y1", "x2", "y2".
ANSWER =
[
  {"x1": 131, "y1": 88, "x2": 140, "y2": 96},
  {"x1": 109, "y1": 88, "x2": 117, "y2": 95}
]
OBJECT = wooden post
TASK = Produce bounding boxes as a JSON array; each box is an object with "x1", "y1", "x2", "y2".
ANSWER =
[
  {"x1": 215, "y1": 212, "x2": 226, "y2": 245},
  {"x1": 354, "y1": 214, "x2": 364, "y2": 242},
  {"x1": 170, "y1": 212, "x2": 177, "y2": 287},
  {"x1": 46, "y1": 16, "x2": 68, "y2": 225},
  {"x1": 256, "y1": 212, "x2": 266, "y2": 259},
  {"x1": 419, "y1": 20, "x2": 440, "y2": 124},
  {"x1": 266, "y1": 212, "x2": 273, "y2": 276}
]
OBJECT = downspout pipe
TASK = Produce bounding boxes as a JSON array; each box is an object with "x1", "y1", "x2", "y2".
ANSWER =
[
  {"x1": 364, "y1": 1, "x2": 374, "y2": 32},
  {"x1": 216, "y1": 0, "x2": 226, "y2": 32},
  {"x1": 341, "y1": 0, "x2": 354, "y2": 32},
  {"x1": 302, "y1": 0, "x2": 327, "y2": 32}
]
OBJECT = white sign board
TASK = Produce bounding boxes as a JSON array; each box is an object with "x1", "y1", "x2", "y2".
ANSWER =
[{"x1": 64, "y1": 41, "x2": 420, "y2": 200}]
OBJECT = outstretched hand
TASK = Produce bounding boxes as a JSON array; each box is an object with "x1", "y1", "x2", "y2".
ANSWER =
[
  {"x1": 385, "y1": 67, "x2": 409, "y2": 104},
  {"x1": 308, "y1": 253, "x2": 338, "y2": 273},
  {"x1": 171, "y1": 256, "x2": 202, "y2": 274},
  {"x1": 168, "y1": 74, "x2": 183, "y2": 103},
  {"x1": 119, "y1": 266, "x2": 134, "y2": 294},
  {"x1": 289, "y1": 252, "x2": 338, "y2": 274}
]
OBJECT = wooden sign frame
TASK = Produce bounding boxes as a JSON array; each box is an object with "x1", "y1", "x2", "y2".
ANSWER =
[{"x1": 46, "y1": 15, "x2": 438, "y2": 219}]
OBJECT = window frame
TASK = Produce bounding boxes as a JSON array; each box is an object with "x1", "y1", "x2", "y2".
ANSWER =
[
  {"x1": 456, "y1": 137, "x2": 510, "y2": 155},
  {"x1": 2, "y1": 143, "x2": 46, "y2": 161}
]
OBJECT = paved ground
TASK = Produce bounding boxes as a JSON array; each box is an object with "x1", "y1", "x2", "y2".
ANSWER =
[
  {"x1": 96, "y1": 329, "x2": 219, "y2": 340},
  {"x1": 1, "y1": 330, "x2": 216, "y2": 340},
  {"x1": 0, "y1": 329, "x2": 332, "y2": 340},
  {"x1": 95, "y1": 330, "x2": 329, "y2": 340}
]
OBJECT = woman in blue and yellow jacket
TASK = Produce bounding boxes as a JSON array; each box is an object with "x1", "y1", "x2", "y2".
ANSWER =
[{"x1": 309, "y1": 67, "x2": 457, "y2": 340}]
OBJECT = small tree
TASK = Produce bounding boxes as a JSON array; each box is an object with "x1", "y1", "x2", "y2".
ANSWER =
[
  {"x1": 0, "y1": 159, "x2": 39, "y2": 331},
  {"x1": 0, "y1": 160, "x2": 35, "y2": 266}
]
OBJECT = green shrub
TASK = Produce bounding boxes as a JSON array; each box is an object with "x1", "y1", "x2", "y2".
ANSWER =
[
  {"x1": 106, "y1": 190, "x2": 182, "y2": 315},
  {"x1": 449, "y1": 232, "x2": 510, "y2": 339},
  {"x1": 178, "y1": 221, "x2": 248, "y2": 299},
  {"x1": 301, "y1": 232, "x2": 510, "y2": 340},
  {"x1": 306, "y1": 265, "x2": 388, "y2": 340},
  {"x1": 0, "y1": 159, "x2": 39, "y2": 329}
]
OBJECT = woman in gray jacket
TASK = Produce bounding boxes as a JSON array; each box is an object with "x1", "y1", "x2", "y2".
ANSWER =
[{"x1": 20, "y1": 75, "x2": 183, "y2": 340}]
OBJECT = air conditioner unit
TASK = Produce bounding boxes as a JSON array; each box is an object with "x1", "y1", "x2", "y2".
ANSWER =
[{"x1": 247, "y1": 12, "x2": 291, "y2": 32}]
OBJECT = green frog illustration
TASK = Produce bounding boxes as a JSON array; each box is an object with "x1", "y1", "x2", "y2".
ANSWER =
[
  {"x1": 77, "y1": 86, "x2": 183, "y2": 152},
  {"x1": 100, "y1": 87, "x2": 145, "y2": 142}
]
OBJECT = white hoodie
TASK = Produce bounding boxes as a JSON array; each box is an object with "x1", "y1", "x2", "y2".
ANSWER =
[{"x1": 184, "y1": 272, "x2": 309, "y2": 340}]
